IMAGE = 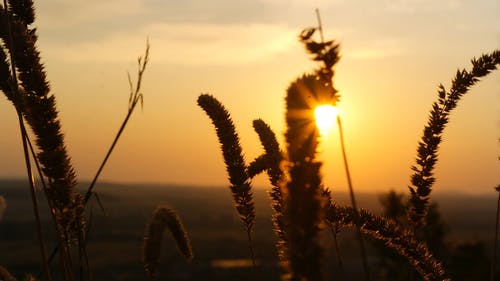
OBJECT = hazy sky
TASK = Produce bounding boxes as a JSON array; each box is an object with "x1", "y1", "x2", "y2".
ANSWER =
[{"x1": 0, "y1": 0, "x2": 498, "y2": 195}]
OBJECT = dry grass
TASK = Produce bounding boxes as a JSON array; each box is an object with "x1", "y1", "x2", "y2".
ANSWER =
[
  {"x1": 143, "y1": 206, "x2": 193, "y2": 280},
  {"x1": 197, "y1": 94, "x2": 256, "y2": 265},
  {"x1": 408, "y1": 50, "x2": 500, "y2": 229},
  {"x1": 199, "y1": 23, "x2": 499, "y2": 281},
  {"x1": 1, "y1": 1, "x2": 499, "y2": 281}
]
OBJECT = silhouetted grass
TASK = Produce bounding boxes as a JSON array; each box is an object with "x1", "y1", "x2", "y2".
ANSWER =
[
  {"x1": 248, "y1": 119, "x2": 287, "y2": 261},
  {"x1": 1, "y1": 2, "x2": 500, "y2": 281},
  {"x1": 143, "y1": 206, "x2": 193, "y2": 280},
  {"x1": 408, "y1": 51, "x2": 500, "y2": 229},
  {"x1": 197, "y1": 94, "x2": 256, "y2": 266}
]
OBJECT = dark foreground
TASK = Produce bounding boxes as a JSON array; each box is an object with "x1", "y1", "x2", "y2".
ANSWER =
[{"x1": 0, "y1": 179, "x2": 497, "y2": 280}]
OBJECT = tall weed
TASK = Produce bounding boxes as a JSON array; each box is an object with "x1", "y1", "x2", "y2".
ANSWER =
[{"x1": 1, "y1": 1, "x2": 499, "y2": 280}]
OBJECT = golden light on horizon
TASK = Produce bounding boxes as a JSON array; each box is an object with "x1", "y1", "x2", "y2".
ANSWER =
[{"x1": 314, "y1": 105, "x2": 338, "y2": 136}]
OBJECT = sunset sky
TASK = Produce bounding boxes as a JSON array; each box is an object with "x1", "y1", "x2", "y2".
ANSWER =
[{"x1": 0, "y1": 0, "x2": 498, "y2": 195}]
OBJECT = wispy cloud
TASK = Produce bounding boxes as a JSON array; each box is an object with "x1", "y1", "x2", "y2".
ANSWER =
[
  {"x1": 36, "y1": 0, "x2": 146, "y2": 28},
  {"x1": 35, "y1": 0, "x2": 497, "y2": 65},
  {"x1": 41, "y1": 22, "x2": 298, "y2": 65},
  {"x1": 382, "y1": 0, "x2": 462, "y2": 14},
  {"x1": 345, "y1": 38, "x2": 409, "y2": 59}
]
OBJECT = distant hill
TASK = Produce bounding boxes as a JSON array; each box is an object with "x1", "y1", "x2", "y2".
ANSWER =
[
  {"x1": 0, "y1": 179, "x2": 497, "y2": 280},
  {"x1": 1, "y1": 178, "x2": 496, "y2": 238}
]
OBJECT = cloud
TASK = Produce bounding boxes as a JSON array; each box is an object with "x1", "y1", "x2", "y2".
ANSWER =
[
  {"x1": 35, "y1": 0, "x2": 342, "y2": 40},
  {"x1": 347, "y1": 48, "x2": 398, "y2": 60},
  {"x1": 41, "y1": 22, "x2": 298, "y2": 65},
  {"x1": 36, "y1": 0, "x2": 285, "y2": 31},
  {"x1": 34, "y1": 0, "x2": 496, "y2": 65},
  {"x1": 33, "y1": 1, "x2": 351, "y2": 65},
  {"x1": 36, "y1": 0, "x2": 146, "y2": 28},
  {"x1": 382, "y1": 0, "x2": 462, "y2": 14},
  {"x1": 345, "y1": 38, "x2": 408, "y2": 59}
]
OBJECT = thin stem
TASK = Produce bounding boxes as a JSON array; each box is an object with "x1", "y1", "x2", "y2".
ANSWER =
[
  {"x1": 62, "y1": 229, "x2": 74, "y2": 281},
  {"x1": 491, "y1": 186, "x2": 500, "y2": 281},
  {"x1": 23, "y1": 128, "x2": 53, "y2": 281},
  {"x1": 247, "y1": 229, "x2": 256, "y2": 268},
  {"x1": 83, "y1": 104, "x2": 135, "y2": 204},
  {"x1": 315, "y1": 8, "x2": 325, "y2": 43},
  {"x1": 337, "y1": 115, "x2": 370, "y2": 281},
  {"x1": 330, "y1": 226, "x2": 345, "y2": 280},
  {"x1": 83, "y1": 43, "x2": 148, "y2": 205}
]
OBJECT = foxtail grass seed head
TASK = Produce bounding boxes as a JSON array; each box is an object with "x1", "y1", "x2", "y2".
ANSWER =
[
  {"x1": 7, "y1": 0, "x2": 35, "y2": 25},
  {"x1": 252, "y1": 119, "x2": 285, "y2": 186},
  {"x1": 284, "y1": 74, "x2": 328, "y2": 280},
  {"x1": 143, "y1": 206, "x2": 193, "y2": 279},
  {"x1": 299, "y1": 27, "x2": 341, "y2": 89},
  {"x1": 0, "y1": 4, "x2": 82, "y2": 236},
  {"x1": 327, "y1": 204, "x2": 449, "y2": 281},
  {"x1": 0, "y1": 45, "x2": 14, "y2": 101},
  {"x1": 280, "y1": 24, "x2": 342, "y2": 280},
  {"x1": 408, "y1": 50, "x2": 500, "y2": 227},
  {"x1": 250, "y1": 119, "x2": 288, "y2": 260},
  {"x1": 197, "y1": 94, "x2": 255, "y2": 231}
]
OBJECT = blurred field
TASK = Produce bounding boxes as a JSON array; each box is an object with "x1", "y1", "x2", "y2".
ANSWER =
[{"x1": 0, "y1": 179, "x2": 497, "y2": 280}]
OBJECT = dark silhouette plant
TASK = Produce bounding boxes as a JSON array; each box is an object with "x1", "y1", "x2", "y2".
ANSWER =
[
  {"x1": 374, "y1": 190, "x2": 449, "y2": 280},
  {"x1": 248, "y1": 119, "x2": 287, "y2": 261},
  {"x1": 198, "y1": 24, "x2": 459, "y2": 281},
  {"x1": 408, "y1": 51, "x2": 500, "y2": 229},
  {"x1": 1, "y1": 2, "x2": 82, "y2": 279},
  {"x1": 2, "y1": 1, "x2": 500, "y2": 280},
  {"x1": 197, "y1": 94, "x2": 256, "y2": 265},
  {"x1": 143, "y1": 206, "x2": 193, "y2": 280},
  {"x1": 0, "y1": 1, "x2": 151, "y2": 280}
]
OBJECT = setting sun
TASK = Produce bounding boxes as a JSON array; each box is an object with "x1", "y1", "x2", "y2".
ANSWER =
[
  {"x1": 314, "y1": 105, "x2": 338, "y2": 136},
  {"x1": 0, "y1": 1, "x2": 498, "y2": 280}
]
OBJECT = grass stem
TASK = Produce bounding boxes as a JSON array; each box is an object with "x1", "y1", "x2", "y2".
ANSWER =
[
  {"x1": 83, "y1": 105, "x2": 135, "y2": 204},
  {"x1": 315, "y1": 8, "x2": 324, "y2": 43},
  {"x1": 247, "y1": 229, "x2": 256, "y2": 268},
  {"x1": 22, "y1": 125, "x2": 53, "y2": 281},
  {"x1": 337, "y1": 115, "x2": 370, "y2": 281},
  {"x1": 491, "y1": 185, "x2": 500, "y2": 281},
  {"x1": 331, "y1": 227, "x2": 345, "y2": 280},
  {"x1": 83, "y1": 43, "x2": 149, "y2": 205}
]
